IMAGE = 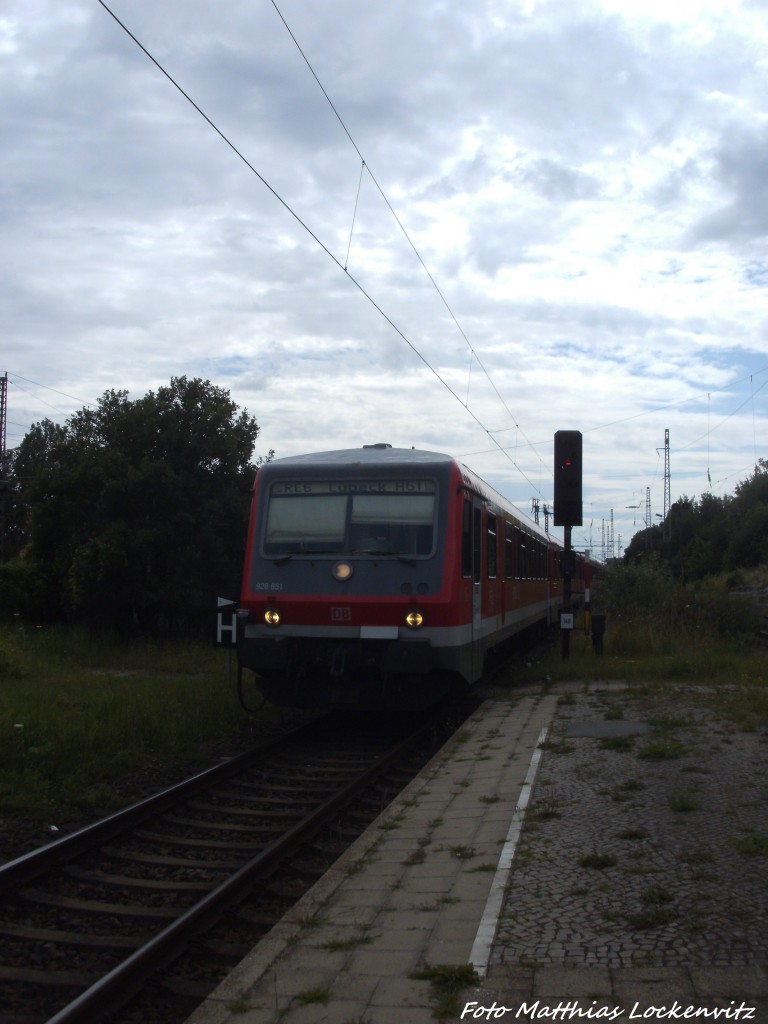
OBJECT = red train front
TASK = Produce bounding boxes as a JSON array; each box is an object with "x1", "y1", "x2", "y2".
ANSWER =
[{"x1": 237, "y1": 444, "x2": 578, "y2": 710}]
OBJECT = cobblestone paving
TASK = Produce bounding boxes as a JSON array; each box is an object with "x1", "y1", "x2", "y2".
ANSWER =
[{"x1": 491, "y1": 685, "x2": 768, "y2": 969}]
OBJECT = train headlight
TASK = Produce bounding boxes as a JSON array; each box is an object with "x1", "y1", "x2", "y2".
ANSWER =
[
  {"x1": 405, "y1": 610, "x2": 424, "y2": 629},
  {"x1": 264, "y1": 607, "x2": 282, "y2": 627},
  {"x1": 333, "y1": 561, "x2": 353, "y2": 581}
]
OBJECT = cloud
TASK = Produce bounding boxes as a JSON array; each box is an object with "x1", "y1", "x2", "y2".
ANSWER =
[
  {"x1": 2, "y1": 0, "x2": 768, "y2": 555},
  {"x1": 688, "y1": 126, "x2": 768, "y2": 243}
]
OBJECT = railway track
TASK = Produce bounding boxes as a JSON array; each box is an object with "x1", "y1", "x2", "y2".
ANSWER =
[{"x1": 0, "y1": 706, "x2": 470, "y2": 1024}]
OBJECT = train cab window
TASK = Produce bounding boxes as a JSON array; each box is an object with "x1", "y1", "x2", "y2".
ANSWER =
[
  {"x1": 264, "y1": 479, "x2": 436, "y2": 557},
  {"x1": 349, "y1": 493, "x2": 434, "y2": 555},
  {"x1": 486, "y1": 514, "x2": 497, "y2": 579},
  {"x1": 505, "y1": 522, "x2": 514, "y2": 578},
  {"x1": 265, "y1": 494, "x2": 346, "y2": 553}
]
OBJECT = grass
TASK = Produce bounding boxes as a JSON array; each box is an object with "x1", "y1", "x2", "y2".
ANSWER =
[
  {"x1": 225, "y1": 994, "x2": 252, "y2": 1013},
  {"x1": 733, "y1": 830, "x2": 768, "y2": 856},
  {"x1": 626, "y1": 886, "x2": 677, "y2": 930},
  {"x1": 578, "y1": 852, "x2": 618, "y2": 870},
  {"x1": 617, "y1": 827, "x2": 649, "y2": 840},
  {"x1": 448, "y1": 844, "x2": 477, "y2": 860},
  {"x1": 320, "y1": 932, "x2": 376, "y2": 951},
  {"x1": 598, "y1": 735, "x2": 635, "y2": 751},
  {"x1": 511, "y1": 580, "x2": 768, "y2": 705},
  {"x1": 4, "y1": 562, "x2": 767, "y2": 827},
  {"x1": 296, "y1": 987, "x2": 333, "y2": 1006},
  {"x1": 0, "y1": 624, "x2": 272, "y2": 822},
  {"x1": 667, "y1": 789, "x2": 702, "y2": 813},
  {"x1": 637, "y1": 739, "x2": 687, "y2": 761},
  {"x1": 611, "y1": 779, "x2": 645, "y2": 802},
  {"x1": 410, "y1": 964, "x2": 480, "y2": 1018}
]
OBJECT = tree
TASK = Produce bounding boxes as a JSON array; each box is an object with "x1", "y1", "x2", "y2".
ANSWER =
[
  {"x1": 623, "y1": 460, "x2": 768, "y2": 584},
  {"x1": 7, "y1": 377, "x2": 270, "y2": 633}
]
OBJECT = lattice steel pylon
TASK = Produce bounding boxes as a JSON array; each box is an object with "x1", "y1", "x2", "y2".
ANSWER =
[
  {"x1": 0, "y1": 372, "x2": 7, "y2": 459},
  {"x1": 644, "y1": 486, "x2": 652, "y2": 530},
  {"x1": 607, "y1": 508, "x2": 615, "y2": 560},
  {"x1": 662, "y1": 428, "x2": 671, "y2": 540}
]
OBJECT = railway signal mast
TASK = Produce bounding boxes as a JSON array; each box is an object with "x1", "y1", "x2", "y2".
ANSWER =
[{"x1": 553, "y1": 430, "x2": 583, "y2": 659}]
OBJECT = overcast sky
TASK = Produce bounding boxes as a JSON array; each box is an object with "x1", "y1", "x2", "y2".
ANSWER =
[{"x1": 3, "y1": 0, "x2": 768, "y2": 556}]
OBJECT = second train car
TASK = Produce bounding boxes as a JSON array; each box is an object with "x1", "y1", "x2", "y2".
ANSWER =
[{"x1": 236, "y1": 444, "x2": 583, "y2": 710}]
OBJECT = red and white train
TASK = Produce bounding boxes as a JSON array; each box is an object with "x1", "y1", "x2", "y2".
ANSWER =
[{"x1": 236, "y1": 444, "x2": 585, "y2": 710}]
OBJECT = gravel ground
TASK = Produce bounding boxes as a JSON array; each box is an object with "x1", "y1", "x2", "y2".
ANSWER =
[
  {"x1": 0, "y1": 735, "x2": 265, "y2": 865},
  {"x1": 491, "y1": 683, "x2": 768, "y2": 969}
]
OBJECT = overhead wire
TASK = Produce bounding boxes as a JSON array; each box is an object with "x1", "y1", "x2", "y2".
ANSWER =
[
  {"x1": 95, "y1": 0, "x2": 546, "y2": 497},
  {"x1": 268, "y1": 0, "x2": 540, "y2": 472},
  {"x1": 7, "y1": 373, "x2": 94, "y2": 415},
  {"x1": 462, "y1": 364, "x2": 768, "y2": 459},
  {"x1": 674, "y1": 376, "x2": 768, "y2": 454}
]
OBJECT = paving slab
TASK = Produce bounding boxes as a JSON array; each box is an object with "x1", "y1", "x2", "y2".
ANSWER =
[
  {"x1": 187, "y1": 684, "x2": 768, "y2": 1024},
  {"x1": 186, "y1": 694, "x2": 556, "y2": 1024}
]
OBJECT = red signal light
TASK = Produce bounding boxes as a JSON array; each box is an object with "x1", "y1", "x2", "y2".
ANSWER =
[{"x1": 554, "y1": 430, "x2": 583, "y2": 527}]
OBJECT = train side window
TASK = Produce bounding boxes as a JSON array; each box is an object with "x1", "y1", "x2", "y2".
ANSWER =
[
  {"x1": 487, "y1": 514, "x2": 497, "y2": 579},
  {"x1": 461, "y1": 499, "x2": 472, "y2": 578},
  {"x1": 514, "y1": 526, "x2": 521, "y2": 580},
  {"x1": 473, "y1": 507, "x2": 482, "y2": 584},
  {"x1": 505, "y1": 522, "x2": 514, "y2": 578}
]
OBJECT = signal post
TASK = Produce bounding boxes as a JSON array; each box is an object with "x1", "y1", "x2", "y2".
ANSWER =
[{"x1": 553, "y1": 431, "x2": 582, "y2": 659}]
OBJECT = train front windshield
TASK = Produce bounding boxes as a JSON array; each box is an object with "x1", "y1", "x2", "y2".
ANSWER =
[{"x1": 263, "y1": 479, "x2": 436, "y2": 558}]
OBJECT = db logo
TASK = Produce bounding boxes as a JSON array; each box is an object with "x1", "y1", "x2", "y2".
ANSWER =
[{"x1": 331, "y1": 607, "x2": 352, "y2": 621}]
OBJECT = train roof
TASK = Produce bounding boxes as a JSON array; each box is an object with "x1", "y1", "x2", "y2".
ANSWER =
[
  {"x1": 258, "y1": 445, "x2": 555, "y2": 545},
  {"x1": 262, "y1": 445, "x2": 454, "y2": 468}
]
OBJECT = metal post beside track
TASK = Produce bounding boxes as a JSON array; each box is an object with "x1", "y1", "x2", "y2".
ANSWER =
[{"x1": 561, "y1": 524, "x2": 572, "y2": 660}]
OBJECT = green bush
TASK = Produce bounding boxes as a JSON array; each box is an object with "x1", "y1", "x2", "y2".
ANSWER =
[
  {"x1": 0, "y1": 562, "x2": 55, "y2": 623},
  {"x1": 593, "y1": 561, "x2": 761, "y2": 642}
]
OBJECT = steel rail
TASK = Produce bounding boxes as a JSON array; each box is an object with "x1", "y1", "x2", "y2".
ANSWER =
[
  {"x1": 41, "y1": 718, "x2": 434, "y2": 1024},
  {"x1": 0, "y1": 718, "x2": 325, "y2": 893}
]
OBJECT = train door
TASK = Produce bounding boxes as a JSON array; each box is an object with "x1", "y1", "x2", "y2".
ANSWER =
[{"x1": 461, "y1": 494, "x2": 485, "y2": 682}]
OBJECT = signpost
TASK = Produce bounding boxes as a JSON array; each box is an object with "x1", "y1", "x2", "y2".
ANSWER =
[
  {"x1": 215, "y1": 597, "x2": 238, "y2": 648},
  {"x1": 553, "y1": 431, "x2": 583, "y2": 659}
]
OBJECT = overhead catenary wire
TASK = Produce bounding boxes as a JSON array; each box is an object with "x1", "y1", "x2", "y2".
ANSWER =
[
  {"x1": 344, "y1": 159, "x2": 366, "y2": 272},
  {"x1": 465, "y1": 365, "x2": 768, "y2": 459},
  {"x1": 675, "y1": 376, "x2": 768, "y2": 455},
  {"x1": 268, "y1": 0, "x2": 540, "y2": 470},
  {"x1": 8, "y1": 372, "x2": 95, "y2": 410},
  {"x1": 94, "y1": 0, "x2": 545, "y2": 497}
]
